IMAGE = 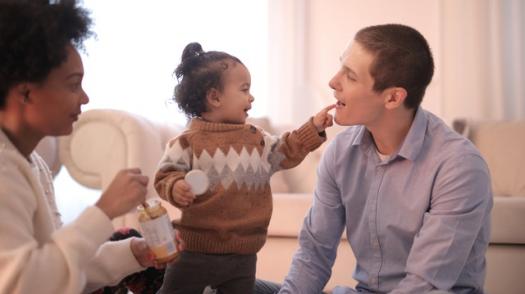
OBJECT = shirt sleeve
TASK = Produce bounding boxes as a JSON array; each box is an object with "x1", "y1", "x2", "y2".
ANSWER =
[
  {"x1": 279, "y1": 141, "x2": 346, "y2": 293},
  {"x1": 265, "y1": 118, "x2": 326, "y2": 173},
  {"x1": 154, "y1": 136, "x2": 193, "y2": 207},
  {"x1": 391, "y1": 153, "x2": 493, "y2": 293}
]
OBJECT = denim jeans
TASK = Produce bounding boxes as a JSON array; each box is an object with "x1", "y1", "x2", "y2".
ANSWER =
[{"x1": 253, "y1": 279, "x2": 281, "y2": 294}]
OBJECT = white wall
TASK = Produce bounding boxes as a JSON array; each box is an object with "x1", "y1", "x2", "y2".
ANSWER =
[{"x1": 441, "y1": 0, "x2": 525, "y2": 121}]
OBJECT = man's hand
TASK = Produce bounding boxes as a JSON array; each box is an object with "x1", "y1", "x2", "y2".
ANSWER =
[
  {"x1": 96, "y1": 168, "x2": 148, "y2": 219},
  {"x1": 171, "y1": 179, "x2": 196, "y2": 207},
  {"x1": 313, "y1": 104, "x2": 336, "y2": 132}
]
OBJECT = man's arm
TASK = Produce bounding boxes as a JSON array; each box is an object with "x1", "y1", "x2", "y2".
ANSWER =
[
  {"x1": 391, "y1": 153, "x2": 493, "y2": 293},
  {"x1": 279, "y1": 142, "x2": 346, "y2": 293}
]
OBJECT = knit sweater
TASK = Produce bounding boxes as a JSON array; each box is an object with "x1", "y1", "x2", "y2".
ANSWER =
[
  {"x1": 0, "y1": 129, "x2": 144, "y2": 294},
  {"x1": 154, "y1": 118, "x2": 326, "y2": 254}
]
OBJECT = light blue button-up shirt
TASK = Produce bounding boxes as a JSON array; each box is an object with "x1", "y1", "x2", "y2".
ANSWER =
[{"x1": 280, "y1": 108, "x2": 492, "y2": 294}]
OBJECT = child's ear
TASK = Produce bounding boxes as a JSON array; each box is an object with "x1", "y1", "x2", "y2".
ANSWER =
[{"x1": 206, "y1": 88, "x2": 221, "y2": 108}]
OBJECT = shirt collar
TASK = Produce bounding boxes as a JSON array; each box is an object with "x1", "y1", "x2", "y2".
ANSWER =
[
  {"x1": 0, "y1": 128, "x2": 16, "y2": 153},
  {"x1": 397, "y1": 107, "x2": 428, "y2": 161},
  {"x1": 350, "y1": 107, "x2": 428, "y2": 162},
  {"x1": 0, "y1": 128, "x2": 37, "y2": 164},
  {"x1": 351, "y1": 125, "x2": 367, "y2": 147}
]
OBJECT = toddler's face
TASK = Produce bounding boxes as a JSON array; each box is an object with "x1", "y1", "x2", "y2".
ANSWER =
[{"x1": 214, "y1": 62, "x2": 254, "y2": 124}]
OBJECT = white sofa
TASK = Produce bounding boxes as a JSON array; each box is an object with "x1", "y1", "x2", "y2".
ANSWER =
[
  {"x1": 37, "y1": 109, "x2": 524, "y2": 293},
  {"x1": 36, "y1": 109, "x2": 356, "y2": 292}
]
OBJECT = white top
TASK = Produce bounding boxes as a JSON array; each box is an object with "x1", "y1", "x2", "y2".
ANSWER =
[{"x1": 0, "y1": 129, "x2": 144, "y2": 294}]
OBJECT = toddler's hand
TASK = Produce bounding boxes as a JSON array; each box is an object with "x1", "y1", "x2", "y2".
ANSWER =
[
  {"x1": 313, "y1": 104, "x2": 336, "y2": 132},
  {"x1": 171, "y1": 179, "x2": 196, "y2": 207}
]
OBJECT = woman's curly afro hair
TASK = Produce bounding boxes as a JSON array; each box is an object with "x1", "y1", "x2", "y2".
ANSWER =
[{"x1": 0, "y1": 0, "x2": 92, "y2": 108}]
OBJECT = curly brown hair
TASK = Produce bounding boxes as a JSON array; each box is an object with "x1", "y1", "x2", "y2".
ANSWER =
[
  {"x1": 0, "y1": 0, "x2": 92, "y2": 108},
  {"x1": 173, "y1": 42, "x2": 243, "y2": 118}
]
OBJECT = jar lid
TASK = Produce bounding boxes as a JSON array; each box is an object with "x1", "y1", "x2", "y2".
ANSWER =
[
  {"x1": 185, "y1": 169, "x2": 209, "y2": 195},
  {"x1": 137, "y1": 198, "x2": 161, "y2": 211}
]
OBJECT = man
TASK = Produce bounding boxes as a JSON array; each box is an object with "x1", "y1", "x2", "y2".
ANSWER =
[{"x1": 256, "y1": 24, "x2": 492, "y2": 294}]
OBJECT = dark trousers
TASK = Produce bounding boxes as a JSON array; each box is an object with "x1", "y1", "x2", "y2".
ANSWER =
[{"x1": 158, "y1": 251, "x2": 257, "y2": 294}]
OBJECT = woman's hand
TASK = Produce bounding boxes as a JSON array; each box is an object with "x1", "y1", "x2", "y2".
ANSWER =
[
  {"x1": 130, "y1": 231, "x2": 185, "y2": 269},
  {"x1": 130, "y1": 237, "x2": 155, "y2": 268},
  {"x1": 96, "y1": 168, "x2": 148, "y2": 219}
]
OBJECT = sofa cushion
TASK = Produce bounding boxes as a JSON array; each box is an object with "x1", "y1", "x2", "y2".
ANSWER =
[
  {"x1": 465, "y1": 120, "x2": 525, "y2": 197},
  {"x1": 491, "y1": 197, "x2": 525, "y2": 244},
  {"x1": 268, "y1": 193, "x2": 347, "y2": 240},
  {"x1": 268, "y1": 193, "x2": 313, "y2": 237}
]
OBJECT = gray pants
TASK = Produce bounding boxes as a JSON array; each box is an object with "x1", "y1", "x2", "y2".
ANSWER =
[{"x1": 158, "y1": 251, "x2": 256, "y2": 294}]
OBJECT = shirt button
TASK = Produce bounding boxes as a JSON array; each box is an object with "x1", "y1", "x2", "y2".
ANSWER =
[{"x1": 372, "y1": 239, "x2": 379, "y2": 248}]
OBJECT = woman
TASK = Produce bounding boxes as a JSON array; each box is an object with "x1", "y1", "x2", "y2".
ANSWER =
[{"x1": 0, "y1": 1, "x2": 169, "y2": 293}]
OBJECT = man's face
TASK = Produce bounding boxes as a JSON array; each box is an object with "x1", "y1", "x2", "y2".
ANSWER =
[{"x1": 328, "y1": 41, "x2": 386, "y2": 127}]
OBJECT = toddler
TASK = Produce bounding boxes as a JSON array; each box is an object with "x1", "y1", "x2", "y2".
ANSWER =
[{"x1": 155, "y1": 42, "x2": 334, "y2": 294}]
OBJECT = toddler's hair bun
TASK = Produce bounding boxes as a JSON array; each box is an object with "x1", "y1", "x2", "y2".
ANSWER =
[
  {"x1": 181, "y1": 42, "x2": 204, "y2": 61},
  {"x1": 175, "y1": 42, "x2": 204, "y2": 79}
]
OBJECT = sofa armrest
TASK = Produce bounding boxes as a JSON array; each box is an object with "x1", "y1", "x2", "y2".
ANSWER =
[
  {"x1": 491, "y1": 196, "x2": 525, "y2": 244},
  {"x1": 58, "y1": 109, "x2": 182, "y2": 228}
]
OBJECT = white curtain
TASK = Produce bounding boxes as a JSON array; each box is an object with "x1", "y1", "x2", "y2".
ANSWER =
[
  {"x1": 499, "y1": 0, "x2": 525, "y2": 119},
  {"x1": 267, "y1": 0, "x2": 314, "y2": 126},
  {"x1": 441, "y1": 0, "x2": 524, "y2": 121}
]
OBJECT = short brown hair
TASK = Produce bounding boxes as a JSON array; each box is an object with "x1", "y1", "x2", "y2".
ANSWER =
[{"x1": 355, "y1": 24, "x2": 434, "y2": 109}]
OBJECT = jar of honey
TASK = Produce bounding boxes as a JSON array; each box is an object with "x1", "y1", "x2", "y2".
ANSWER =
[{"x1": 137, "y1": 199, "x2": 178, "y2": 263}]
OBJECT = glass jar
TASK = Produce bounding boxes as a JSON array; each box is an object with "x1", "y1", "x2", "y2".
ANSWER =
[{"x1": 137, "y1": 199, "x2": 178, "y2": 263}]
